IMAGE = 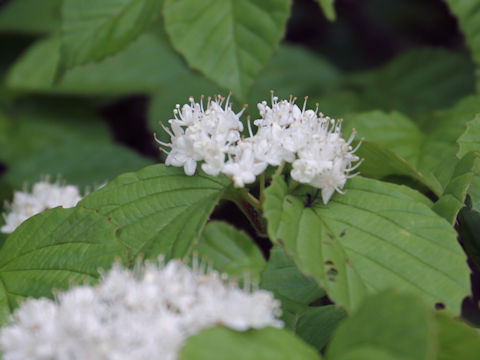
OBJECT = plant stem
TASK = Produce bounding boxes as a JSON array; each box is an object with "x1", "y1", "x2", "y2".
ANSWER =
[
  {"x1": 288, "y1": 181, "x2": 300, "y2": 192},
  {"x1": 259, "y1": 172, "x2": 266, "y2": 205},
  {"x1": 274, "y1": 162, "x2": 285, "y2": 177},
  {"x1": 223, "y1": 188, "x2": 267, "y2": 237}
]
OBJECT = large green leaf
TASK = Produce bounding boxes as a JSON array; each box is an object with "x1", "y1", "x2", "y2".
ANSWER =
[
  {"x1": 0, "y1": 206, "x2": 126, "y2": 323},
  {"x1": 180, "y1": 327, "x2": 321, "y2": 360},
  {"x1": 293, "y1": 305, "x2": 347, "y2": 351},
  {"x1": 60, "y1": 0, "x2": 162, "y2": 70},
  {"x1": 436, "y1": 314, "x2": 480, "y2": 360},
  {"x1": 6, "y1": 33, "x2": 186, "y2": 95},
  {"x1": 0, "y1": 107, "x2": 151, "y2": 188},
  {"x1": 0, "y1": 0, "x2": 60, "y2": 35},
  {"x1": 196, "y1": 221, "x2": 266, "y2": 280},
  {"x1": 315, "y1": 0, "x2": 336, "y2": 21},
  {"x1": 80, "y1": 164, "x2": 230, "y2": 259},
  {"x1": 326, "y1": 291, "x2": 436, "y2": 360},
  {"x1": 444, "y1": 0, "x2": 480, "y2": 90},
  {"x1": 263, "y1": 175, "x2": 469, "y2": 314},
  {"x1": 163, "y1": 0, "x2": 291, "y2": 100}
]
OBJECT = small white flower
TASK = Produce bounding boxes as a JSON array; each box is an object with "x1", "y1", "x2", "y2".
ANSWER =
[
  {"x1": 0, "y1": 258, "x2": 282, "y2": 360},
  {"x1": 1, "y1": 180, "x2": 83, "y2": 234}
]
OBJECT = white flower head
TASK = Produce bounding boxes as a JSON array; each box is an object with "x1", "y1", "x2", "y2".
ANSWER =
[
  {"x1": 1, "y1": 180, "x2": 83, "y2": 234},
  {"x1": 158, "y1": 92, "x2": 362, "y2": 203},
  {"x1": 0, "y1": 258, "x2": 282, "y2": 360}
]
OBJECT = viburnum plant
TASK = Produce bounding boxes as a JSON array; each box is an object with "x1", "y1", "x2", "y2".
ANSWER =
[{"x1": 1, "y1": 0, "x2": 480, "y2": 359}]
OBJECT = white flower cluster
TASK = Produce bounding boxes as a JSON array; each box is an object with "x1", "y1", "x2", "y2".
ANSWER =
[
  {"x1": 156, "y1": 93, "x2": 361, "y2": 204},
  {"x1": 0, "y1": 259, "x2": 282, "y2": 360},
  {"x1": 1, "y1": 181, "x2": 82, "y2": 234}
]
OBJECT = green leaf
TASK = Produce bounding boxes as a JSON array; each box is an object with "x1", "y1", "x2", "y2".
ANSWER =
[
  {"x1": 348, "y1": 102, "x2": 480, "y2": 196},
  {"x1": 263, "y1": 175, "x2": 469, "y2": 315},
  {"x1": 196, "y1": 221, "x2": 266, "y2": 279},
  {"x1": 0, "y1": 107, "x2": 151, "y2": 188},
  {"x1": 432, "y1": 153, "x2": 479, "y2": 224},
  {"x1": 260, "y1": 246, "x2": 325, "y2": 306},
  {"x1": 7, "y1": 33, "x2": 187, "y2": 95},
  {"x1": 444, "y1": 1, "x2": 480, "y2": 90},
  {"x1": 436, "y1": 314, "x2": 480, "y2": 360},
  {"x1": 60, "y1": 0, "x2": 162, "y2": 70},
  {"x1": 80, "y1": 164, "x2": 230, "y2": 260},
  {"x1": 457, "y1": 114, "x2": 480, "y2": 212},
  {"x1": 315, "y1": 0, "x2": 336, "y2": 21},
  {"x1": 180, "y1": 326, "x2": 322, "y2": 360},
  {"x1": 0, "y1": 206, "x2": 126, "y2": 323},
  {"x1": 293, "y1": 305, "x2": 347, "y2": 351},
  {"x1": 249, "y1": 44, "x2": 341, "y2": 102},
  {"x1": 335, "y1": 48, "x2": 475, "y2": 117},
  {"x1": 0, "y1": 0, "x2": 60, "y2": 35},
  {"x1": 353, "y1": 141, "x2": 435, "y2": 193},
  {"x1": 163, "y1": 0, "x2": 291, "y2": 100},
  {"x1": 457, "y1": 114, "x2": 480, "y2": 158},
  {"x1": 326, "y1": 291, "x2": 436, "y2": 360}
]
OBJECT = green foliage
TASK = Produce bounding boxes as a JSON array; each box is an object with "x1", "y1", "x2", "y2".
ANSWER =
[
  {"x1": 0, "y1": 206, "x2": 126, "y2": 323},
  {"x1": 326, "y1": 291, "x2": 436, "y2": 360},
  {"x1": 0, "y1": 0, "x2": 60, "y2": 35},
  {"x1": 197, "y1": 221, "x2": 266, "y2": 279},
  {"x1": 6, "y1": 33, "x2": 186, "y2": 95},
  {"x1": 263, "y1": 175, "x2": 469, "y2": 315},
  {"x1": 80, "y1": 165, "x2": 231, "y2": 260},
  {"x1": 163, "y1": 0, "x2": 292, "y2": 100},
  {"x1": 0, "y1": 106, "x2": 151, "y2": 188},
  {"x1": 180, "y1": 327, "x2": 322, "y2": 360},
  {"x1": 432, "y1": 153, "x2": 479, "y2": 224},
  {"x1": 293, "y1": 305, "x2": 347, "y2": 351},
  {"x1": 436, "y1": 314, "x2": 480, "y2": 360},
  {"x1": 444, "y1": 0, "x2": 480, "y2": 90},
  {"x1": 60, "y1": 0, "x2": 162, "y2": 71},
  {"x1": 261, "y1": 246, "x2": 325, "y2": 306}
]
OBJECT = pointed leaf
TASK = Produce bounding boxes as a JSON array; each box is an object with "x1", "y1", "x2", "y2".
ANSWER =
[
  {"x1": 60, "y1": 0, "x2": 162, "y2": 70},
  {"x1": 315, "y1": 0, "x2": 336, "y2": 21},
  {"x1": 180, "y1": 327, "x2": 322, "y2": 360},
  {"x1": 0, "y1": 206, "x2": 126, "y2": 323},
  {"x1": 80, "y1": 165, "x2": 230, "y2": 260},
  {"x1": 163, "y1": 0, "x2": 291, "y2": 100},
  {"x1": 264, "y1": 175, "x2": 470, "y2": 314},
  {"x1": 197, "y1": 221, "x2": 266, "y2": 279}
]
